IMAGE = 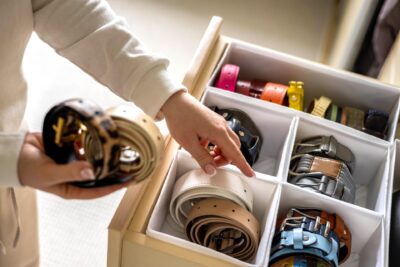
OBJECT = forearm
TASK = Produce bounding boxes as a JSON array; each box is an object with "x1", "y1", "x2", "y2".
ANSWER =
[{"x1": 32, "y1": 0, "x2": 185, "y2": 118}]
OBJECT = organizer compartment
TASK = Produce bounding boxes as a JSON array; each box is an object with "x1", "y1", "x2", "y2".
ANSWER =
[
  {"x1": 273, "y1": 184, "x2": 385, "y2": 267},
  {"x1": 208, "y1": 41, "x2": 400, "y2": 142},
  {"x1": 287, "y1": 116, "x2": 391, "y2": 214},
  {"x1": 202, "y1": 87, "x2": 297, "y2": 178},
  {"x1": 147, "y1": 150, "x2": 281, "y2": 267}
]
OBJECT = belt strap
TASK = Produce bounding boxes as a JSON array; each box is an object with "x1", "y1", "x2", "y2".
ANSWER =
[
  {"x1": 185, "y1": 198, "x2": 260, "y2": 261},
  {"x1": 343, "y1": 107, "x2": 365, "y2": 131},
  {"x1": 170, "y1": 169, "x2": 253, "y2": 228},
  {"x1": 43, "y1": 99, "x2": 164, "y2": 187},
  {"x1": 289, "y1": 154, "x2": 356, "y2": 203},
  {"x1": 276, "y1": 208, "x2": 352, "y2": 263},
  {"x1": 235, "y1": 80, "x2": 265, "y2": 98},
  {"x1": 260, "y1": 82, "x2": 288, "y2": 105},
  {"x1": 309, "y1": 97, "x2": 332, "y2": 117},
  {"x1": 215, "y1": 64, "x2": 240, "y2": 92},
  {"x1": 270, "y1": 254, "x2": 331, "y2": 267},
  {"x1": 293, "y1": 135, "x2": 355, "y2": 173},
  {"x1": 287, "y1": 81, "x2": 304, "y2": 111},
  {"x1": 211, "y1": 107, "x2": 262, "y2": 166},
  {"x1": 362, "y1": 109, "x2": 388, "y2": 139},
  {"x1": 107, "y1": 105, "x2": 164, "y2": 183},
  {"x1": 270, "y1": 229, "x2": 339, "y2": 267}
]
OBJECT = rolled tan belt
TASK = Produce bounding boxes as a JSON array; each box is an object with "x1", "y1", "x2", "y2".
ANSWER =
[
  {"x1": 42, "y1": 98, "x2": 164, "y2": 187},
  {"x1": 185, "y1": 198, "x2": 260, "y2": 261}
]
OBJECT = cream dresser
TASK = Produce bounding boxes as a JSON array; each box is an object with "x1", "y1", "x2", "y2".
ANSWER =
[{"x1": 107, "y1": 17, "x2": 400, "y2": 267}]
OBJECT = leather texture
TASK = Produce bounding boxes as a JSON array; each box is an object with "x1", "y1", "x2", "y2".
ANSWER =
[
  {"x1": 270, "y1": 208, "x2": 351, "y2": 266},
  {"x1": 215, "y1": 64, "x2": 240, "y2": 92},
  {"x1": 185, "y1": 198, "x2": 260, "y2": 261},
  {"x1": 293, "y1": 135, "x2": 355, "y2": 173},
  {"x1": 270, "y1": 254, "x2": 331, "y2": 267},
  {"x1": 236, "y1": 80, "x2": 265, "y2": 98},
  {"x1": 309, "y1": 96, "x2": 332, "y2": 117},
  {"x1": 170, "y1": 168, "x2": 253, "y2": 228},
  {"x1": 362, "y1": 109, "x2": 389, "y2": 139},
  {"x1": 43, "y1": 98, "x2": 164, "y2": 187},
  {"x1": 287, "y1": 81, "x2": 304, "y2": 111},
  {"x1": 260, "y1": 82, "x2": 288, "y2": 105},
  {"x1": 211, "y1": 107, "x2": 262, "y2": 166},
  {"x1": 343, "y1": 107, "x2": 365, "y2": 131},
  {"x1": 289, "y1": 154, "x2": 356, "y2": 203}
]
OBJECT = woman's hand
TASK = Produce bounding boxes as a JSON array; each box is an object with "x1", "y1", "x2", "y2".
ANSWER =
[
  {"x1": 161, "y1": 91, "x2": 254, "y2": 177},
  {"x1": 17, "y1": 133, "x2": 128, "y2": 199}
]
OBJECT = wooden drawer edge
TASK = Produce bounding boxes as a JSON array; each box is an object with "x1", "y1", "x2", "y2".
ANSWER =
[
  {"x1": 121, "y1": 232, "x2": 238, "y2": 267},
  {"x1": 107, "y1": 16, "x2": 227, "y2": 267}
]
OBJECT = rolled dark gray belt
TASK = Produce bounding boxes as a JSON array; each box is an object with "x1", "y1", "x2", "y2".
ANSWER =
[
  {"x1": 293, "y1": 136, "x2": 355, "y2": 173},
  {"x1": 289, "y1": 154, "x2": 356, "y2": 203}
]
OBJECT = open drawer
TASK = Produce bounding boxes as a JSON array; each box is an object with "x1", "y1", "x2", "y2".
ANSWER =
[{"x1": 108, "y1": 17, "x2": 399, "y2": 267}]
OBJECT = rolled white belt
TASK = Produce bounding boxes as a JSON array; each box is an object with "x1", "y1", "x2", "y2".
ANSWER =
[{"x1": 169, "y1": 168, "x2": 253, "y2": 228}]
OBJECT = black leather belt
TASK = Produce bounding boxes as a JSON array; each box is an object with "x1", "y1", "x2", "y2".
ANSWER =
[
  {"x1": 293, "y1": 136, "x2": 355, "y2": 173},
  {"x1": 362, "y1": 109, "x2": 389, "y2": 139},
  {"x1": 210, "y1": 107, "x2": 262, "y2": 166},
  {"x1": 43, "y1": 98, "x2": 164, "y2": 187},
  {"x1": 289, "y1": 154, "x2": 356, "y2": 203}
]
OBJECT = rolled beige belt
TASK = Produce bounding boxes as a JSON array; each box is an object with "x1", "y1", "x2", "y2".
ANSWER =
[
  {"x1": 185, "y1": 198, "x2": 260, "y2": 261},
  {"x1": 42, "y1": 98, "x2": 164, "y2": 187},
  {"x1": 169, "y1": 169, "x2": 253, "y2": 228}
]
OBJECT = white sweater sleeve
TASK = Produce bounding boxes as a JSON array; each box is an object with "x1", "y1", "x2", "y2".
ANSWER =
[
  {"x1": 32, "y1": 0, "x2": 185, "y2": 118},
  {"x1": 0, "y1": 132, "x2": 26, "y2": 187}
]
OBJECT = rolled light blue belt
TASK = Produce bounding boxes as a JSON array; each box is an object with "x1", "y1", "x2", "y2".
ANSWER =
[{"x1": 270, "y1": 228, "x2": 339, "y2": 267}]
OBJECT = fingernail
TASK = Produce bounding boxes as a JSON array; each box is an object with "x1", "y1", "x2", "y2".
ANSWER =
[
  {"x1": 80, "y1": 168, "x2": 95, "y2": 180},
  {"x1": 204, "y1": 164, "x2": 216, "y2": 176}
]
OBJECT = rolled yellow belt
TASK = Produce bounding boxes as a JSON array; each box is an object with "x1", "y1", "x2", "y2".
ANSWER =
[{"x1": 42, "y1": 98, "x2": 164, "y2": 188}]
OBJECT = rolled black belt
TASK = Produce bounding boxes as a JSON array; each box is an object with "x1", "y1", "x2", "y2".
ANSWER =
[
  {"x1": 42, "y1": 98, "x2": 164, "y2": 187},
  {"x1": 362, "y1": 109, "x2": 389, "y2": 139},
  {"x1": 293, "y1": 136, "x2": 355, "y2": 173},
  {"x1": 210, "y1": 107, "x2": 262, "y2": 166},
  {"x1": 289, "y1": 154, "x2": 356, "y2": 203}
]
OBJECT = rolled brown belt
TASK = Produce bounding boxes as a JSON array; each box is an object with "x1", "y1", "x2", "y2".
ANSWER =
[
  {"x1": 185, "y1": 198, "x2": 260, "y2": 261},
  {"x1": 43, "y1": 98, "x2": 164, "y2": 187}
]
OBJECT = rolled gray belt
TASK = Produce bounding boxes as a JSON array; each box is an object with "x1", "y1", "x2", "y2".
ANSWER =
[
  {"x1": 289, "y1": 154, "x2": 356, "y2": 203},
  {"x1": 294, "y1": 136, "x2": 355, "y2": 173}
]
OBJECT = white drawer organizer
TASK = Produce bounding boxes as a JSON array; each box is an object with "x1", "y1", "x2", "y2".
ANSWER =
[
  {"x1": 146, "y1": 40, "x2": 400, "y2": 267},
  {"x1": 108, "y1": 17, "x2": 400, "y2": 267}
]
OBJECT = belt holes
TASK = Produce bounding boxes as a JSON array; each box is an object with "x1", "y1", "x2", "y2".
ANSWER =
[
  {"x1": 157, "y1": 136, "x2": 161, "y2": 141},
  {"x1": 213, "y1": 205, "x2": 217, "y2": 208},
  {"x1": 244, "y1": 189, "x2": 247, "y2": 193},
  {"x1": 232, "y1": 209, "x2": 235, "y2": 212},
  {"x1": 142, "y1": 118, "x2": 147, "y2": 123},
  {"x1": 247, "y1": 219, "x2": 250, "y2": 222}
]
